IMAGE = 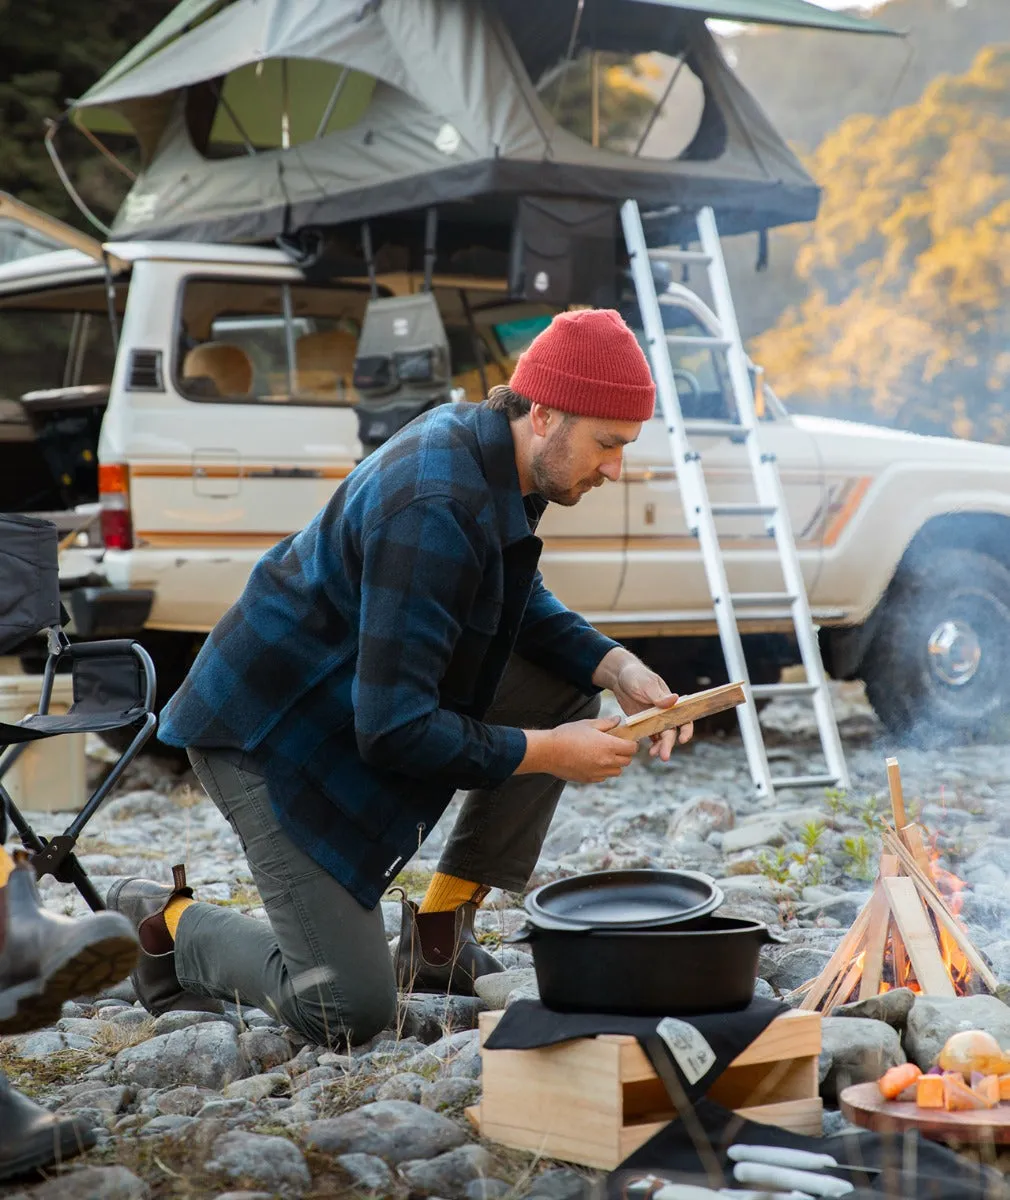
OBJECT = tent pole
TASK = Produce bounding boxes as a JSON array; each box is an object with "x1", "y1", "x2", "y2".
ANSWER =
[
  {"x1": 362, "y1": 223, "x2": 378, "y2": 299},
  {"x1": 281, "y1": 59, "x2": 291, "y2": 150},
  {"x1": 423, "y1": 208, "x2": 438, "y2": 293},
  {"x1": 634, "y1": 53, "x2": 687, "y2": 157},
  {"x1": 281, "y1": 283, "x2": 297, "y2": 398},
  {"x1": 316, "y1": 66, "x2": 351, "y2": 139},
  {"x1": 210, "y1": 80, "x2": 256, "y2": 156},
  {"x1": 458, "y1": 289, "x2": 488, "y2": 400},
  {"x1": 43, "y1": 120, "x2": 111, "y2": 237},
  {"x1": 590, "y1": 52, "x2": 600, "y2": 147},
  {"x1": 549, "y1": 0, "x2": 585, "y2": 118}
]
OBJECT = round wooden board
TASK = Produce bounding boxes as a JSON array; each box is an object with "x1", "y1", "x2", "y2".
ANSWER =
[{"x1": 840, "y1": 1082, "x2": 1010, "y2": 1144}]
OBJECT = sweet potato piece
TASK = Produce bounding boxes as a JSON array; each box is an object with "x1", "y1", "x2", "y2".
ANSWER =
[
  {"x1": 999, "y1": 1075, "x2": 1010, "y2": 1102},
  {"x1": 944, "y1": 1075, "x2": 990, "y2": 1112},
  {"x1": 973, "y1": 1075, "x2": 1000, "y2": 1109},
  {"x1": 879, "y1": 1063, "x2": 923, "y2": 1100},
  {"x1": 916, "y1": 1076, "x2": 945, "y2": 1109}
]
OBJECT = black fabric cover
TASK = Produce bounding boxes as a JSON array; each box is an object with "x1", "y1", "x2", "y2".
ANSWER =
[
  {"x1": 485, "y1": 996, "x2": 787, "y2": 1103},
  {"x1": 0, "y1": 641, "x2": 148, "y2": 747},
  {"x1": 607, "y1": 1097, "x2": 1010, "y2": 1200},
  {"x1": 0, "y1": 514, "x2": 60, "y2": 655},
  {"x1": 512, "y1": 197, "x2": 618, "y2": 307}
]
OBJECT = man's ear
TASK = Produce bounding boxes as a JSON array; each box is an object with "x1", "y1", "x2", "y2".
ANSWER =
[{"x1": 529, "y1": 402, "x2": 552, "y2": 438}]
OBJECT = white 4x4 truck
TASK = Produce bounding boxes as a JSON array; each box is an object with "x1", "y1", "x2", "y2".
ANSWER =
[{"x1": 3, "y1": 200, "x2": 1009, "y2": 749}]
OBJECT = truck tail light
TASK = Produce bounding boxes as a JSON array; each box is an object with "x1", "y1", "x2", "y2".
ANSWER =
[{"x1": 99, "y1": 463, "x2": 134, "y2": 551}]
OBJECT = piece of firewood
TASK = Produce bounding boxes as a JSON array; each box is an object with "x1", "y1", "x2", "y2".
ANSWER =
[
  {"x1": 881, "y1": 826, "x2": 999, "y2": 993},
  {"x1": 886, "y1": 757, "x2": 907, "y2": 830},
  {"x1": 882, "y1": 876, "x2": 956, "y2": 998},
  {"x1": 612, "y1": 681, "x2": 745, "y2": 741},
  {"x1": 858, "y1": 856, "x2": 898, "y2": 1000}
]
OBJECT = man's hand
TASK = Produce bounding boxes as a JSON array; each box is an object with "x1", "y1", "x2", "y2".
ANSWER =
[
  {"x1": 592, "y1": 647, "x2": 694, "y2": 762},
  {"x1": 516, "y1": 718, "x2": 637, "y2": 783}
]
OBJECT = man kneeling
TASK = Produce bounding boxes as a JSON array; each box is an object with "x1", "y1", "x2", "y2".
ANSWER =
[{"x1": 109, "y1": 310, "x2": 692, "y2": 1045}]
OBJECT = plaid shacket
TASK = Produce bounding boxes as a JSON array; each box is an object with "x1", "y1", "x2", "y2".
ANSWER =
[{"x1": 158, "y1": 402, "x2": 619, "y2": 908}]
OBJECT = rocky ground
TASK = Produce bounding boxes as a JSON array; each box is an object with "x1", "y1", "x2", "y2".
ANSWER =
[{"x1": 5, "y1": 683, "x2": 1010, "y2": 1198}]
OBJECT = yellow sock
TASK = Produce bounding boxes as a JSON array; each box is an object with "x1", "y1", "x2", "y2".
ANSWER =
[
  {"x1": 0, "y1": 847, "x2": 14, "y2": 887},
  {"x1": 163, "y1": 896, "x2": 196, "y2": 940},
  {"x1": 419, "y1": 871, "x2": 487, "y2": 913}
]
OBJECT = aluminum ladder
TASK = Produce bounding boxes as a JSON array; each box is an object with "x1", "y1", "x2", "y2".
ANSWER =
[{"x1": 620, "y1": 199, "x2": 850, "y2": 800}]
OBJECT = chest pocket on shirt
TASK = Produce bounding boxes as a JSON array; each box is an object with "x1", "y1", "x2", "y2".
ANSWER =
[{"x1": 440, "y1": 596, "x2": 502, "y2": 713}]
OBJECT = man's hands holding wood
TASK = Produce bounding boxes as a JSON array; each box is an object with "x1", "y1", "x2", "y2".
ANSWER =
[{"x1": 516, "y1": 647, "x2": 691, "y2": 784}]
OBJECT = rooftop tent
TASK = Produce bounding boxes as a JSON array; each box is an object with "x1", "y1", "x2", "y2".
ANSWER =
[{"x1": 67, "y1": 0, "x2": 896, "y2": 249}]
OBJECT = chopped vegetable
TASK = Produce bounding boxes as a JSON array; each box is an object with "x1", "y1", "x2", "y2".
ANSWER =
[
  {"x1": 879, "y1": 1063, "x2": 922, "y2": 1100},
  {"x1": 973, "y1": 1075, "x2": 1000, "y2": 1108},
  {"x1": 937, "y1": 1030, "x2": 1009, "y2": 1078},
  {"x1": 943, "y1": 1075, "x2": 990, "y2": 1112},
  {"x1": 916, "y1": 1075, "x2": 945, "y2": 1109},
  {"x1": 998, "y1": 1075, "x2": 1010, "y2": 1102}
]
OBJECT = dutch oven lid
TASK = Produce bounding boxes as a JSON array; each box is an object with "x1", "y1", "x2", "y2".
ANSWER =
[{"x1": 524, "y1": 869, "x2": 724, "y2": 931}]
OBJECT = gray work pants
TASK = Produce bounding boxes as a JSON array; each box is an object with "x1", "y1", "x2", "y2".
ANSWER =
[{"x1": 174, "y1": 655, "x2": 599, "y2": 1045}]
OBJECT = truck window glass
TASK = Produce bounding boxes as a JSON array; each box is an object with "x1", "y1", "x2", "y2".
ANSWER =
[{"x1": 176, "y1": 278, "x2": 367, "y2": 406}]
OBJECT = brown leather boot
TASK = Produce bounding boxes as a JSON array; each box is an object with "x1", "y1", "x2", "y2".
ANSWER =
[
  {"x1": 0, "y1": 854, "x2": 140, "y2": 1035},
  {"x1": 0, "y1": 1070, "x2": 95, "y2": 1180},
  {"x1": 106, "y1": 865, "x2": 222, "y2": 1017},
  {"x1": 395, "y1": 895, "x2": 504, "y2": 995}
]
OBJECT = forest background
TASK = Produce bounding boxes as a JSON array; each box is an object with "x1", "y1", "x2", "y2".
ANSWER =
[{"x1": 0, "y1": 0, "x2": 1006, "y2": 441}]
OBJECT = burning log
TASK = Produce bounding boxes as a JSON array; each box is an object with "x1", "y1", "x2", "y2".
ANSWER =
[{"x1": 792, "y1": 757, "x2": 997, "y2": 1011}]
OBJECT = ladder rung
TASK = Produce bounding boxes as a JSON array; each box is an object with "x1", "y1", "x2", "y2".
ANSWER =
[
  {"x1": 650, "y1": 249, "x2": 713, "y2": 266},
  {"x1": 710, "y1": 503, "x2": 777, "y2": 518},
  {"x1": 730, "y1": 593, "x2": 796, "y2": 609},
  {"x1": 770, "y1": 774, "x2": 841, "y2": 790},
  {"x1": 750, "y1": 682, "x2": 817, "y2": 699},
  {"x1": 664, "y1": 334, "x2": 731, "y2": 350},
  {"x1": 683, "y1": 420, "x2": 750, "y2": 438}
]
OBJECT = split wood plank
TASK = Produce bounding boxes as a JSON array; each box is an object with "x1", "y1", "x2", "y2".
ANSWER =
[
  {"x1": 882, "y1": 876, "x2": 956, "y2": 998},
  {"x1": 881, "y1": 827, "x2": 998, "y2": 993},
  {"x1": 824, "y1": 953, "x2": 864, "y2": 1012},
  {"x1": 900, "y1": 822, "x2": 933, "y2": 877},
  {"x1": 859, "y1": 855, "x2": 898, "y2": 1000},
  {"x1": 886, "y1": 757, "x2": 907, "y2": 829},
  {"x1": 613, "y1": 681, "x2": 745, "y2": 741},
  {"x1": 798, "y1": 901, "x2": 873, "y2": 1010}
]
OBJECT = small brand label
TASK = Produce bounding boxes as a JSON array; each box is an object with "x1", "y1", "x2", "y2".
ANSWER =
[
  {"x1": 655, "y1": 1017, "x2": 716, "y2": 1085},
  {"x1": 435, "y1": 123, "x2": 461, "y2": 155},
  {"x1": 383, "y1": 855, "x2": 404, "y2": 878},
  {"x1": 533, "y1": 271, "x2": 550, "y2": 293},
  {"x1": 393, "y1": 317, "x2": 409, "y2": 336}
]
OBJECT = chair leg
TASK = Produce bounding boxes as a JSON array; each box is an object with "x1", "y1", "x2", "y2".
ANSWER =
[{"x1": 0, "y1": 785, "x2": 105, "y2": 912}]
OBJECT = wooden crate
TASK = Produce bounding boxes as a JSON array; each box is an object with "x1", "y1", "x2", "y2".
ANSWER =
[{"x1": 467, "y1": 1009, "x2": 822, "y2": 1170}]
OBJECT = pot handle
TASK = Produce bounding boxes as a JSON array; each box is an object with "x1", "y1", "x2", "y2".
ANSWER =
[
  {"x1": 505, "y1": 921, "x2": 537, "y2": 945},
  {"x1": 761, "y1": 927, "x2": 789, "y2": 946}
]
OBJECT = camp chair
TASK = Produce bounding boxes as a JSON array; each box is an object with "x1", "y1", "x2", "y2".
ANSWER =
[{"x1": 0, "y1": 513, "x2": 156, "y2": 912}]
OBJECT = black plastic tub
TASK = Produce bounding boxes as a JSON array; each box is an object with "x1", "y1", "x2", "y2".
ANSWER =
[{"x1": 510, "y1": 914, "x2": 783, "y2": 1016}]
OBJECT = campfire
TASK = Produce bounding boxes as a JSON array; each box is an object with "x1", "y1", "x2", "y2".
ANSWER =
[{"x1": 793, "y1": 758, "x2": 996, "y2": 1010}]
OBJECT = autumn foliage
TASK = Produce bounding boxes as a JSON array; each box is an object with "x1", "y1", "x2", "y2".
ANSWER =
[{"x1": 751, "y1": 45, "x2": 1010, "y2": 443}]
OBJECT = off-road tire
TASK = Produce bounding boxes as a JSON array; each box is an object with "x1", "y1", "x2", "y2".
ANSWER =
[{"x1": 862, "y1": 548, "x2": 1010, "y2": 746}]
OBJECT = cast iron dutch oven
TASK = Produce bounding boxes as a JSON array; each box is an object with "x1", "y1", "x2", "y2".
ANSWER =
[{"x1": 510, "y1": 870, "x2": 784, "y2": 1016}]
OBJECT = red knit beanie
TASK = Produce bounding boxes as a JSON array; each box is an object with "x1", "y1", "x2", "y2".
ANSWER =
[{"x1": 509, "y1": 309, "x2": 655, "y2": 422}]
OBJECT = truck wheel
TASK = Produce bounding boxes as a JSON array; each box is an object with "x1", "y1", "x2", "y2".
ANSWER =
[{"x1": 862, "y1": 548, "x2": 1010, "y2": 745}]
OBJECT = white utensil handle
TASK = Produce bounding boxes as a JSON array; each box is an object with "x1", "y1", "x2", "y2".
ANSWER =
[
  {"x1": 720, "y1": 1191, "x2": 815, "y2": 1200},
  {"x1": 728, "y1": 1146, "x2": 838, "y2": 1171},
  {"x1": 733, "y1": 1163, "x2": 854, "y2": 1198}
]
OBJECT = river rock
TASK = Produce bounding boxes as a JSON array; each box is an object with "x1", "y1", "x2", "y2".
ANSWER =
[
  {"x1": 399, "y1": 995, "x2": 486, "y2": 1042},
  {"x1": 819, "y1": 1017, "x2": 904, "y2": 1102},
  {"x1": 152, "y1": 1009, "x2": 226, "y2": 1036},
  {"x1": 473, "y1": 969, "x2": 538, "y2": 1010},
  {"x1": 205, "y1": 1131, "x2": 311, "y2": 1197},
  {"x1": 337, "y1": 1152, "x2": 395, "y2": 1193},
  {"x1": 832, "y1": 988, "x2": 916, "y2": 1030},
  {"x1": 223, "y1": 1072, "x2": 290, "y2": 1103},
  {"x1": 525, "y1": 1167, "x2": 588, "y2": 1199},
  {"x1": 304, "y1": 1100, "x2": 466, "y2": 1163},
  {"x1": 721, "y1": 821, "x2": 787, "y2": 855},
  {"x1": 153, "y1": 1086, "x2": 219, "y2": 1116},
  {"x1": 6, "y1": 1030, "x2": 95, "y2": 1059},
  {"x1": 376, "y1": 1071, "x2": 430, "y2": 1103},
  {"x1": 904, "y1": 994, "x2": 1010, "y2": 1071},
  {"x1": 422, "y1": 1078, "x2": 482, "y2": 1112},
  {"x1": 14, "y1": 1166, "x2": 150, "y2": 1199},
  {"x1": 399, "y1": 1144, "x2": 498, "y2": 1199},
  {"x1": 668, "y1": 795, "x2": 735, "y2": 841},
  {"x1": 114, "y1": 1021, "x2": 245, "y2": 1090},
  {"x1": 765, "y1": 948, "x2": 833, "y2": 992}
]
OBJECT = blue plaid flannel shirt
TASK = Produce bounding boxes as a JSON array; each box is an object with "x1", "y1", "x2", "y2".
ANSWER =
[{"x1": 159, "y1": 402, "x2": 618, "y2": 908}]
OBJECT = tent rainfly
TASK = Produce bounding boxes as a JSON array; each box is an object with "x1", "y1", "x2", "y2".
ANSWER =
[{"x1": 64, "y1": 0, "x2": 897, "y2": 249}]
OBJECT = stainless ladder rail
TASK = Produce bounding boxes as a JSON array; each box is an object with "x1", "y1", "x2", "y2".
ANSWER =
[{"x1": 620, "y1": 199, "x2": 850, "y2": 799}]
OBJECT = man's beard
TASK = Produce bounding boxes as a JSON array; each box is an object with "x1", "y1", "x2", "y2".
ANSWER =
[{"x1": 530, "y1": 424, "x2": 605, "y2": 506}]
